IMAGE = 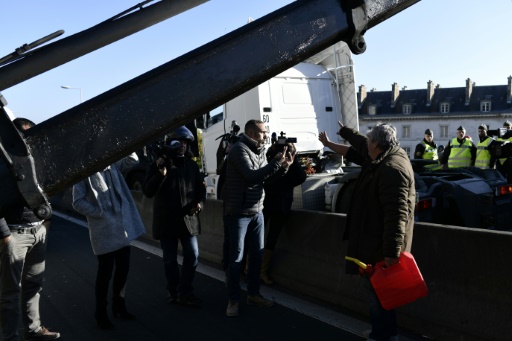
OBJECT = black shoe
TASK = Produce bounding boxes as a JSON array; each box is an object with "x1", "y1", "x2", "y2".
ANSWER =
[
  {"x1": 240, "y1": 271, "x2": 248, "y2": 283},
  {"x1": 177, "y1": 294, "x2": 202, "y2": 307},
  {"x1": 24, "y1": 326, "x2": 60, "y2": 340},
  {"x1": 112, "y1": 297, "x2": 135, "y2": 320},
  {"x1": 168, "y1": 290, "x2": 178, "y2": 304},
  {"x1": 95, "y1": 311, "x2": 114, "y2": 330}
]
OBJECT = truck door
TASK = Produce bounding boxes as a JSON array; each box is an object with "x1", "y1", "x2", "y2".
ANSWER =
[{"x1": 267, "y1": 72, "x2": 340, "y2": 153}]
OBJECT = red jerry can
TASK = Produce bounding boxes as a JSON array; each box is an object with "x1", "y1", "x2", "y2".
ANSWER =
[{"x1": 346, "y1": 252, "x2": 428, "y2": 310}]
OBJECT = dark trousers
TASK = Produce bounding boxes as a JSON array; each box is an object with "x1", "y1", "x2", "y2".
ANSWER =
[
  {"x1": 263, "y1": 210, "x2": 289, "y2": 251},
  {"x1": 95, "y1": 246, "x2": 131, "y2": 310},
  {"x1": 365, "y1": 278, "x2": 398, "y2": 340},
  {"x1": 160, "y1": 234, "x2": 199, "y2": 298}
]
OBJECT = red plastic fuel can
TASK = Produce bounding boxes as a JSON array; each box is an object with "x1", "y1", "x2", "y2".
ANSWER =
[{"x1": 370, "y1": 252, "x2": 428, "y2": 310}]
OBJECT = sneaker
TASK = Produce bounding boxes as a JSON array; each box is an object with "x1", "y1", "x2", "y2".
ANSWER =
[
  {"x1": 226, "y1": 301, "x2": 239, "y2": 317},
  {"x1": 177, "y1": 294, "x2": 202, "y2": 307},
  {"x1": 247, "y1": 294, "x2": 274, "y2": 308},
  {"x1": 25, "y1": 326, "x2": 60, "y2": 340}
]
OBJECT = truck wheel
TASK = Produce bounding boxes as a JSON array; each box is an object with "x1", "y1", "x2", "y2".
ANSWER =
[{"x1": 334, "y1": 180, "x2": 356, "y2": 214}]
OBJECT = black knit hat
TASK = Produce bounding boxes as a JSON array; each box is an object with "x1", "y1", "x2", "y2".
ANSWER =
[
  {"x1": 457, "y1": 126, "x2": 465, "y2": 131},
  {"x1": 424, "y1": 129, "x2": 433, "y2": 135}
]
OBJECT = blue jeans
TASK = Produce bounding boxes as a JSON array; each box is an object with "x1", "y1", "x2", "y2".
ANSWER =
[
  {"x1": 225, "y1": 213, "x2": 264, "y2": 302},
  {"x1": 365, "y1": 278, "x2": 398, "y2": 341},
  {"x1": 160, "y1": 235, "x2": 199, "y2": 298}
]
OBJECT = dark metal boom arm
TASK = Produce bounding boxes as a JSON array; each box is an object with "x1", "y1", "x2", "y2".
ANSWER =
[
  {"x1": 0, "y1": 0, "x2": 209, "y2": 91},
  {"x1": 0, "y1": 0, "x2": 419, "y2": 213}
]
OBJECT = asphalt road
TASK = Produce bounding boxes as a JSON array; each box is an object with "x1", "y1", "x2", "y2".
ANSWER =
[{"x1": 38, "y1": 214, "x2": 366, "y2": 341}]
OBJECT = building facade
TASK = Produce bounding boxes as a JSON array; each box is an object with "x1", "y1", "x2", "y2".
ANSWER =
[{"x1": 356, "y1": 77, "x2": 512, "y2": 158}]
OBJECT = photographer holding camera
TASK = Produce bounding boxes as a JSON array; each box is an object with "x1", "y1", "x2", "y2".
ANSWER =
[
  {"x1": 143, "y1": 126, "x2": 206, "y2": 307},
  {"x1": 261, "y1": 134, "x2": 307, "y2": 285}
]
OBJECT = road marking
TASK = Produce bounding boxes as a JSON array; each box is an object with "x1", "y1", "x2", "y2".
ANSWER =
[{"x1": 53, "y1": 211, "x2": 371, "y2": 338}]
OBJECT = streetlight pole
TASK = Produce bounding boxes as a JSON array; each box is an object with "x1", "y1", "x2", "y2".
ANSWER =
[{"x1": 61, "y1": 85, "x2": 82, "y2": 103}]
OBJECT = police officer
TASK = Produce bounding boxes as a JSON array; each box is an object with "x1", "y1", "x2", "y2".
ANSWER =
[
  {"x1": 474, "y1": 124, "x2": 497, "y2": 169},
  {"x1": 496, "y1": 120, "x2": 512, "y2": 180},
  {"x1": 414, "y1": 128, "x2": 438, "y2": 160},
  {"x1": 440, "y1": 126, "x2": 476, "y2": 169}
]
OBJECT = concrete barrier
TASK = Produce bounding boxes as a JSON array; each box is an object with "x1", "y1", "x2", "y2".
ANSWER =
[{"x1": 53, "y1": 191, "x2": 512, "y2": 340}]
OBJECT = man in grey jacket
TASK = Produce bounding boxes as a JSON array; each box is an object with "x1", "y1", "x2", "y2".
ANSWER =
[{"x1": 223, "y1": 119, "x2": 293, "y2": 317}]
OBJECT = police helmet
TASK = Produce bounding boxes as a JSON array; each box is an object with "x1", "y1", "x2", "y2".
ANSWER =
[{"x1": 168, "y1": 126, "x2": 194, "y2": 142}]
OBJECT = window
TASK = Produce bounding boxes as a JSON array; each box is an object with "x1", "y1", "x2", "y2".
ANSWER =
[
  {"x1": 402, "y1": 104, "x2": 412, "y2": 114},
  {"x1": 481, "y1": 101, "x2": 491, "y2": 112},
  {"x1": 402, "y1": 146, "x2": 411, "y2": 159},
  {"x1": 440, "y1": 102, "x2": 450, "y2": 113},
  {"x1": 402, "y1": 125, "x2": 410, "y2": 139},
  {"x1": 440, "y1": 125, "x2": 448, "y2": 138},
  {"x1": 368, "y1": 105, "x2": 376, "y2": 115},
  {"x1": 205, "y1": 105, "x2": 224, "y2": 128}
]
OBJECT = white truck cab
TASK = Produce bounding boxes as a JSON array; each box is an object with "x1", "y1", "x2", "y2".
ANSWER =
[{"x1": 200, "y1": 42, "x2": 357, "y2": 203}]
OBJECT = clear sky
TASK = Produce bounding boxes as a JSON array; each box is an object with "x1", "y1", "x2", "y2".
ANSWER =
[{"x1": 1, "y1": 0, "x2": 511, "y2": 123}]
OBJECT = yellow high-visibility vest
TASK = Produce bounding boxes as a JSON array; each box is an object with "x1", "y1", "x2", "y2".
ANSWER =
[
  {"x1": 421, "y1": 141, "x2": 438, "y2": 161},
  {"x1": 475, "y1": 137, "x2": 493, "y2": 169},
  {"x1": 448, "y1": 137, "x2": 473, "y2": 168}
]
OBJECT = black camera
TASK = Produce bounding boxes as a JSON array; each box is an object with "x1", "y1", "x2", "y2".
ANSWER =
[
  {"x1": 148, "y1": 140, "x2": 181, "y2": 161},
  {"x1": 216, "y1": 120, "x2": 240, "y2": 147},
  {"x1": 270, "y1": 131, "x2": 297, "y2": 154},
  {"x1": 488, "y1": 128, "x2": 512, "y2": 139},
  {"x1": 273, "y1": 131, "x2": 297, "y2": 145}
]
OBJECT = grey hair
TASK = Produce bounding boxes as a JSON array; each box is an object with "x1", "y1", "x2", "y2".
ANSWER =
[{"x1": 367, "y1": 123, "x2": 400, "y2": 149}]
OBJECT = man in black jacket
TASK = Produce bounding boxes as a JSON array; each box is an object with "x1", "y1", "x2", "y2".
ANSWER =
[
  {"x1": 223, "y1": 120, "x2": 293, "y2": 317},
  {"x1": 143, "y1": 126, "x2": 205, "y2": 307},
  {"x1": 260, "y1": 142, "x2": 306, "y2": 285}
]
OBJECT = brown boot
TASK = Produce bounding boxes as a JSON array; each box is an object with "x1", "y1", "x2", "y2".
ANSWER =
[{"x1": 260, "y1": 250, "x2": 274, "y2": 285}]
